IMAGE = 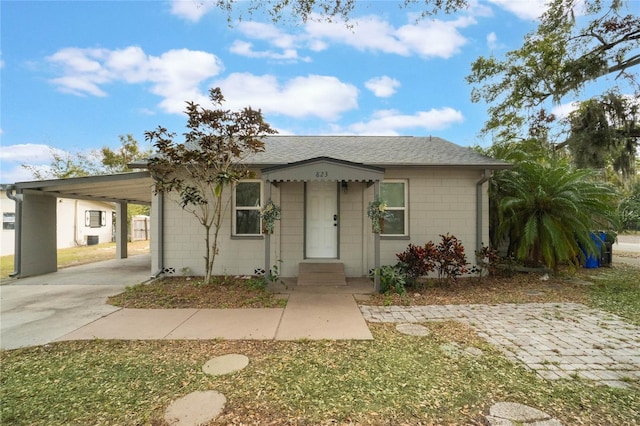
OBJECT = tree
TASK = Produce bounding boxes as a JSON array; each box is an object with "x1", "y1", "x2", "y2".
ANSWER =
[
  {"x1": 22, "y1": 149, "x2": 97, "y2": 180},
  {"x1": 206, "y1": 0, "x2": 467, "y2": 24},
  {"x1": 497, "y1": 158, "x2": 619, "y2": 270},
  {"x1": 22, "y1": 134, "x2": 150, "y2": 179},
  {"x1": 563, "y1": 91, "x2": 639, "y2": 179},
  {"x1": 145, "y1": 87, "x2": 276, "y2": 283},
  {"x1": 101, "y1": 134, "x2": 152, "y2": 174},
  {"x1": 467, "y1": 0, "x2": 640, "y2": 140}
]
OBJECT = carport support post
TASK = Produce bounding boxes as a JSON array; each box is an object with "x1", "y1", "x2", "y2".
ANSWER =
[{"x1": 115, "y1": 201, "x2": 128, "y2": 259}]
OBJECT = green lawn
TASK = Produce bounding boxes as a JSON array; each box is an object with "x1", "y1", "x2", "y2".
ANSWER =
[
  {"x1": 1, "y1": 253, "x2": 638, "y2": 424},
  {"x1": 2, "y1": 324, "x2": 638, "y2": 425}
]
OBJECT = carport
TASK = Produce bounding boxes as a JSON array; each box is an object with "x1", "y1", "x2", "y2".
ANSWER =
[{"x1": 3, "y1": 171, "x2": 153, "y2": 278}]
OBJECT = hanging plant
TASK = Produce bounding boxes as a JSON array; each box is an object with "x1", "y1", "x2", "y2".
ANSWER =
[
  {"x1": 367, "y1": 197, "x2": 391, "y2": 233},
  {"x1": 260, "y1": 198, "x2": 281, "y2": 234}
]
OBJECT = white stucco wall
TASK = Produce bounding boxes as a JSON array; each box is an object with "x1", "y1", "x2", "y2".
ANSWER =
[
  {"x1": 57, "y1": 199, "x2": 115, "y2": 248},
  {"x1": 160, "y1": 167, "x2": 490, "y2": 278},
  {"x1": 367, "y1": 167, "x2": 489, "y2": 273},
  {"x1": 0, "y1": 195, "x2": 115, "y2": 256},
  {"x1": 0, "y1": 194, "x2": 16, "y2": 256}
]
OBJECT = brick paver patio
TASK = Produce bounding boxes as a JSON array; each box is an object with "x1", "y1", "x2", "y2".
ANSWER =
[{"x1": 360, "y1": 302, "x2": 640, "y2": 388}]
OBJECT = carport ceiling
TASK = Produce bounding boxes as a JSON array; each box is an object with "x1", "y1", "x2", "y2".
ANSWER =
[{"x1": 14, "y1": 171, "x2": 154, "y2": 205}]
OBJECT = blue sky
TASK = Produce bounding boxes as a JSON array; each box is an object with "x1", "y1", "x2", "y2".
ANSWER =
[{"x1": 1, "y1": 0, "x2": 636, "y2": 183}]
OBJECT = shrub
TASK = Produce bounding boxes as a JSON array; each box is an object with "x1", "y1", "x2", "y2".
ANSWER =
[
  {"x1": 396, "y1": 242, "x2": 436, "y2": 286},
  {"x1": 435, "y1": 234, "x2": 468, "y2": 284},
  {"x1": 474, "y1": 243, "x2": 500, "y2": 280},
  {"x1": 374, "y1": 265, "x2": 407, "y2": 295},
  {"x1": 395, "y1": 234, "x2": 470, "y2": 286}
]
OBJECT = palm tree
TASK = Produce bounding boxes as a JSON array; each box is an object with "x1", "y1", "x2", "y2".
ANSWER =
[{"x1": 498, "y1": 158, "x2": 619, "y2": 270}]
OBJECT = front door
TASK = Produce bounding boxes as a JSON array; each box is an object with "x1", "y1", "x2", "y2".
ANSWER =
[{"x1": 305, "y1": 181, "x2": 338, "y2": 258}]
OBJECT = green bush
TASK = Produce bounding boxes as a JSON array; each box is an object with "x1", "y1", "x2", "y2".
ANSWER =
[{"x1": 373, "y1": 265, "x2": 407, "y2": 295}]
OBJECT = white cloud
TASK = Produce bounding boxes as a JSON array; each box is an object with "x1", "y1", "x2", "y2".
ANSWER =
[
  {"x1": 304, "y1": 14, "x2": 475, "y2": 59},
  {"x1": 365, "y1": 76, "x2": 400, "y2": 98},
  {"x1": 47, "y1": 46, "x2": 223, "y2": 113},
  {"x1": 230, "y1": 13, "x2": 476, "y2": 62},
  {"x1": 551, "y1": 102, "x2": 580, "y2": 119},
  {"x1": 0, "y1": 144, "x2": 60, "y2": 163},
  {"x1": 487, "y1": 0, "x2": 548, "y2": 20},
  {"x1": 487, "y1": 32, "x2": 498, "y2": 50},
  {"x1": 229, "y1": 40, "x2": 307, "y2": 62},
  {"x1": 170, "y1": 0, "x2": 216, "y2": 22},
  {"x1": 348, "y1": 108, "x2": 464, "y2": 135},
  {"x1": 215, "y1": 73, "x2": 358, "y2": 120},
  {"x1": 231, "y1": 22, "x2": 311, "y2": 61}
]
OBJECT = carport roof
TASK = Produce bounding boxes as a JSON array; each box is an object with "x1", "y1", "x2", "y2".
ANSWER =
[{"x1": 10, "y1": 171, "x2": 153, "y2": 205}]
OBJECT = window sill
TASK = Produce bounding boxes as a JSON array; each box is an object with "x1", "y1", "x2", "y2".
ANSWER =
[
  {"x1": 380, "y1": 235, "x2": 410, "y2": 240},
  {"x1": 231, "y1": 235, "x2": 264, "y2": 240}
]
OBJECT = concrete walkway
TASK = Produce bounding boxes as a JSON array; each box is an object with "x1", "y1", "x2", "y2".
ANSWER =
[
  {"x1": 57, "y1": 290, "x2": 373, "y2": 342},
  {"x1": 361, "y1": 302, "x2": 640, "y2": 388}
]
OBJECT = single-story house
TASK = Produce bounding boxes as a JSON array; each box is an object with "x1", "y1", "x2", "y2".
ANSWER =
[
  {"x1": 0, "y1": 192, "x2": 115, "y2": 256},
  {"x1": 145, "y1": 136, "x2": 511, "y2": 284},
  {"x1": 4, "y1": 136, "x2": 509, "y2": 284}
]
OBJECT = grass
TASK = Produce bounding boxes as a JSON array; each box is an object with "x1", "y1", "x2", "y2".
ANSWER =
[
  {"x1": 0, "y1": 241, "x2": 149, "y2": 280},
  {"x1": 1, "y1": 324, "x2": 638, "y2": 425},
  {"x1": 586, "y1": 265, "x2": 640, "y2": 326},
  {"x1": 1, "y1": 247, "x2": 638, "y2": 424}
]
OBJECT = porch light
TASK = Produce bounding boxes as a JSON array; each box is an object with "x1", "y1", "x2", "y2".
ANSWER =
[{"x1": 341, "y1": 180, "x2": 348, "y2": 193}]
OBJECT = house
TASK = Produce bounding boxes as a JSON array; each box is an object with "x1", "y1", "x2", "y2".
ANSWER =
[
  {"x1": 147, "y1": 136, "x2": 511, "y2": 284},
  {"x1": 2, "y1": 172, "x2": 152, "y2": 277},
  {"x1": 0, "y1": 192, "x2": 115, "y2": 256},
  {"x1": 4, "y1": 137, "x2": 509, "y2": 283}
]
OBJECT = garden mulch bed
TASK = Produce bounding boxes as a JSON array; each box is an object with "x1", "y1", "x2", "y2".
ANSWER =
[
  {"x1": 362, "y1": 271, "x2": 591, "y2": 306},
  {"x1": 108, "y1": 269, "x2": 598, "y2": 309},
  {"x1": 108, "y1": 276, "x2": 287, "y2": 309}
]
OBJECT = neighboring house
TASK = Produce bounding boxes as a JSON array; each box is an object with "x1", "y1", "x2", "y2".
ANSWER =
[
  {"x1": 148, "y1": 136, "x2": 511, "y2": 280},
  {"x1": 0, "y1": 192, "x2": 115, "y2": 256}
]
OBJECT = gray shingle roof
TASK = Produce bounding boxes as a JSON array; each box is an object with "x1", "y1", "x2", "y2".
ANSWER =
[{"x1": 245, "y1": 136, "x2": 510, "y2": 168}]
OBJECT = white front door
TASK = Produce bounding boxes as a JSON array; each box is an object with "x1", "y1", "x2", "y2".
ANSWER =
[{"x1": 306, "y1": 181, "x2": 338, "y2": 258}]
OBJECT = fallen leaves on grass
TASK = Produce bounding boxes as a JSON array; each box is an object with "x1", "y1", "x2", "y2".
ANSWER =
[{"x1": 3, "y1": 331, "x2": 639, "y2": 425}]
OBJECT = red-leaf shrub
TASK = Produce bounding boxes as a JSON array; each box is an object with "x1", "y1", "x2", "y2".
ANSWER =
[
  {"x1": 435, "y1": 233, "x2": 468, "y2": 284},
  {"x1": 396, "y1": 242, "x2": 437, "y2": 285}
]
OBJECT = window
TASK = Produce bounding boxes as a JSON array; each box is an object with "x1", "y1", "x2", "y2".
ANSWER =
[
  {"x1": 3, "y1": 212, "x2": 15, "y2": 230},
  {"x1": 380, "y1": 180, "x2": 407, "y2": 236},
  {"x1": 85, "y1": 210, "x2": 106, "y2": 228},
  {"x1": 233, "y1": 180, "x2": 262, "y2": 235}
]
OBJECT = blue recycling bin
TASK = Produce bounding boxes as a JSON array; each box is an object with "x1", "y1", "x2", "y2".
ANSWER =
[{"x1": 583, "y1": 232, "x2": 605, "y2": 268}]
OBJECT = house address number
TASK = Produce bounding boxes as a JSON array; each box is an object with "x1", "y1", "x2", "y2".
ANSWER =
[{"x1": 315, "y1": 171, "x2": 329, "y2": 178}]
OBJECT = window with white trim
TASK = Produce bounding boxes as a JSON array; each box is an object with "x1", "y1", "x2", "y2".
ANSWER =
[
  {"x1": 3, "y1": 212, "x2": 15, "y2": 230},
  {"x1": 380, "y1": 180, "x2": 408, "y2": 236},
  {"x1": 85, "y1": 210, "x2": 106, "y2": 228},
  {"x1": 233, "y1": 180, "x2": 262, "y2": 236}
]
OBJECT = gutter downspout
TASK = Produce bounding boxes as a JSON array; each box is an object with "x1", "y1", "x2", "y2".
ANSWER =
[
  {"x1": 476, "y1": 169, "x2": 491, "y2": 252},
  {"x1": 5, "y1": 187, "x2": 22, "y2": 277},
  {"x1": 151, "y1": 191, "x2": 164, "y2": 278}
]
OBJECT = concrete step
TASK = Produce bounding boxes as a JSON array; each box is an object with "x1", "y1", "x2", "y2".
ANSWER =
[{"x1": 298, "y1": 262, "x2": 346, "y2": 286}]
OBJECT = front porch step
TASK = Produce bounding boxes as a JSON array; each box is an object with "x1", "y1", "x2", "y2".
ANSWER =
[{"x1": 297, "y1": 262, "x2": 347, "y2": 286}]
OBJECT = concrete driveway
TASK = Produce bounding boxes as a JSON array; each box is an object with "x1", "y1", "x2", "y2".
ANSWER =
[{"x1": 0, "y1": 254, "x2": 152, "y2": 350}]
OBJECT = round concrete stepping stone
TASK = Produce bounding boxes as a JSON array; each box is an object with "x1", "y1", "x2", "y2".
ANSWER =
[
  {"x1": 464, "y1": 346, "x2": 483, "y2": 357},
  {"x1": 395, "y1": 323, "x2": 430, "y2": 336},
  {"x1": 202, "y1": 354, "x2": 249, "y2": 376},
  {"x1": 486, "y1": 402, "x2": 562, "y2": 425},
  {"x1": 164, "y1": 390, "x2": 226, "y2": 425}
]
